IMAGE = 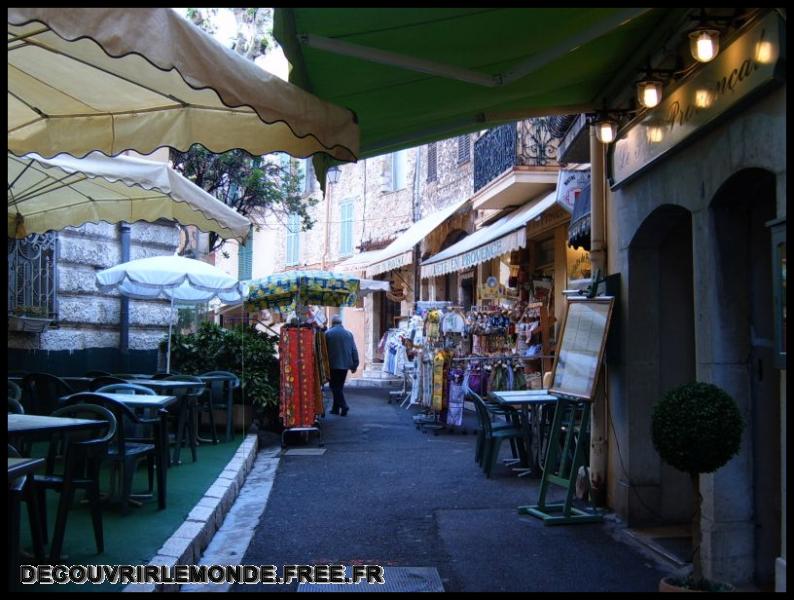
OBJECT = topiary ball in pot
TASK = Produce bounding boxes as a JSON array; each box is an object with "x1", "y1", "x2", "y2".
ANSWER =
[
  {"x1": 651, "y1": 381, "x2": 744, "y2": 590},
  {"x1": 651, "y1": 382, "x2": 743, "y2": 475}
]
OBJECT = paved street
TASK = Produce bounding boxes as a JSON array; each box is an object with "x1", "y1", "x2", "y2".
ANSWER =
[{"x1": 234, "y1": 388, "x2": 672, "y2": 592}]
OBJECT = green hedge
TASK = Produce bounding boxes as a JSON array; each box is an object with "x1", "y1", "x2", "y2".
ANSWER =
[{"x1": 162, "y1": 322, "x2": 279, "y2": 409}]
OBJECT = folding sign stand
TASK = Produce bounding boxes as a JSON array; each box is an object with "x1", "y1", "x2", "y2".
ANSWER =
[
  {"x1": 518, "y1": 394, "x2": 601, "y2": 525},
  {"x1": 519, "y1": 295, "x2": 615, "y2": 526}
]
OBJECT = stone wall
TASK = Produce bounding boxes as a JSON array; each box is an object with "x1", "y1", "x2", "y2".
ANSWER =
[{"x1": 9, "y1": 220, "x2": 180, "y2": 360}]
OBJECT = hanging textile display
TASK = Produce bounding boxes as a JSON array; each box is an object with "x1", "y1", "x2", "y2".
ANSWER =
[
  {"x1": 446, "y1": 367, "x2": 465, "y2": 427},
  {"x1": 279, "y1": 325, "x2": 322, "y2": 428}
]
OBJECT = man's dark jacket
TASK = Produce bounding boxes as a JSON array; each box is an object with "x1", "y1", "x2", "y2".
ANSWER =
[{"x1": 325, "y1": 324, "x2": 359, "y2": 371}]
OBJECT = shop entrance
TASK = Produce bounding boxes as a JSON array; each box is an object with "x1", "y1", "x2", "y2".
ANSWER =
[
  {"x1": 627, "y1": 204, "x2": 695, "y2": 527},
  {"x1": 710, "y1": 168, "x2": 779, "y2": 589}
]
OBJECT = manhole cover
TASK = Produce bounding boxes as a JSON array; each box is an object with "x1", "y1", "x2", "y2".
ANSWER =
[
  {"x1": 283, "y1": 448, "x2": 327, "y2": 456},
  {"x1": 297, "y1": 567, "x2": 443, "y2": 592}
]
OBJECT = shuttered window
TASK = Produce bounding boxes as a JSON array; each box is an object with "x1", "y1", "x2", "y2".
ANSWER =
[
  {"x1": 339, "y1": 201, "x2": 354, "y2": 256},
  {"x1": 286, "y1": 214, "x2": 301, "y2": 265},
  {"x1": 391, "y1": 150, "x2": 407, "y2": 191},
  {"x1": 427, "y1": 142, "x2": 437, "y2": 182},
  {"x1": 457, "y1": 134, "x2": 470, "y2": 164},
  {"x1": 238, "y1": 226, "x2": 253, "y2": 281}
]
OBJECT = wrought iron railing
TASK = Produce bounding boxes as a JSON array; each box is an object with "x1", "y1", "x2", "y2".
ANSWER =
[
  {"x1": 7, "y1": 231, "x2": 58, "y2": 319},
  {"x1": 474, "y1": 117, "x2": 567, "y2": 193}
]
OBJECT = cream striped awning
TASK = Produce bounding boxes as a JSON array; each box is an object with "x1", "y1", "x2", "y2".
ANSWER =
[{"x1": 420, "y1": 191, "x2": 558, "y2": 279}]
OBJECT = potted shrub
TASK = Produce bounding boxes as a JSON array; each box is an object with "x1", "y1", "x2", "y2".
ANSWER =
[
  {"x1": 165, "y1": 321, "x2": 281, "y2": 432},
  {"x1": 651, "y1": 382, "x2": 744, "y2": 592}
]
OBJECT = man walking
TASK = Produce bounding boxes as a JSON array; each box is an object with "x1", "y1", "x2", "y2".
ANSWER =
[{"x1": 324, "y1": 314, "x2": 359, "y2": 416}]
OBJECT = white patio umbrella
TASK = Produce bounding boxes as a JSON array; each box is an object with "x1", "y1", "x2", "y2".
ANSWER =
[
  {"x1": 96, "y1": 255, "x2": 244, "y2": 373},
  {"x1": 8, "y1": 152, "x2": 251, "y2": 241},
  {"x1": 8, "y1": 7, "x2": 359, "y2": 162}
]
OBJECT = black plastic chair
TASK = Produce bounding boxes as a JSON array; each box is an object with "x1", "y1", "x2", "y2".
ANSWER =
[
  {"x1": 8, "y1": 444, "x2": 46, "y2": 590},
  {"x1": 8, "y1": 396, "x2": 25, "y2": 414},
  {"x1": 20, "y1": 373, "x2": 74, "y2": 416},
  {"x1": 33, "y1": 403, "x2": 116, "y2": 562},
  {"x1": 8, "y1": 379, "x2": 22, "y2": 403},
  {"x1": 199, "y1": 371, "x2": 240, "y2": 443},
  {"x1": 85, "y1": 370, "x2": 112, "y2": 378},
  {"x1": 470, "y1": 392, "x2": 524, "y2": 478},
  {"x1": 89, "y1": 376, "x2": 128, "y2": 392},
  {"x1": 95, "y1": 383, "x2": 155, "y2": 396},
  {"x1": 63, "y1": 393, "x2": 160, "y2": 515}
]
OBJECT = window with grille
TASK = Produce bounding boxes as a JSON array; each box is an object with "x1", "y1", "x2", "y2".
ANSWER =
[
  {"x1": 8, "y1": 231, "x2": 58, "y2": 320},
  {"x1": 286, "y1": 214, "x2": 301, "y2": 265},
  {"x1": 457, "y1": 134, "x2": 471, "y2": 164},
  {"x1": 427, "y1": 142, "x2": 437, "y2": 182},
  {"x1": 339, "y1": 201, "x2": 354, "y2": 256},
  {"x1": 391, "y1": 150, "x2": 407, "y2": 191},
  {"x1": 238, "y1": 226, "x2": 253, "y2": 281}
]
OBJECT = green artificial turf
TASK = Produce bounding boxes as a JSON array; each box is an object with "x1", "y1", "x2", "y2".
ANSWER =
[{"x1": 16, "y1": 435, "x2": 246, "y2": 592}]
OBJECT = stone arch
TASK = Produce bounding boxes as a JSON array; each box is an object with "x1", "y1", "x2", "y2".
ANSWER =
[
  {"x1": 706, "y1": 167, "x2": 779, "y2": 588},
  {"x1": 625, "y1": 203, "x2": 696, "y2": 526}
]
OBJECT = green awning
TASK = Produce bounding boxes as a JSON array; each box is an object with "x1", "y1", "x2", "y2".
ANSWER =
[{"x1": 274, "y1": 8, "x2": 689, "y2": 161}]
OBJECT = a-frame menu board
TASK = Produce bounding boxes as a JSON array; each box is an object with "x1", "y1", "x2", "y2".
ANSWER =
[{"x1": 549, "y1": 296, "x2": 614, "y2": 401}]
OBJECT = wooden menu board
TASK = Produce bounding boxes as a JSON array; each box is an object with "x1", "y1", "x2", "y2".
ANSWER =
[{"x1": 549, "y1": 297, "x2": 614, "y2": 401}]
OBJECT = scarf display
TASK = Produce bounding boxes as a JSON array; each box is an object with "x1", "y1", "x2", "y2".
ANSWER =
[{"x1": 279, "y1": 325, "x2": 323, "y2": 428}]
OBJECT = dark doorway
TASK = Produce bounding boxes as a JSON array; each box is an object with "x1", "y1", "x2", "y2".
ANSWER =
[
  {"x1": 627, "y1": 204, "x2": 696, "y2": 527},
  {"x1": 711, "y1": 168, "x2": 779, "y2": 589},
  {"x1": 379, "y1": 291, "x2": 401, "y2": 341}
]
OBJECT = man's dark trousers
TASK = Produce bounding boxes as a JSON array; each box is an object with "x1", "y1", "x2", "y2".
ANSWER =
[{"x1": 330, "y1": 369, "x2": 349, "y2": 412}]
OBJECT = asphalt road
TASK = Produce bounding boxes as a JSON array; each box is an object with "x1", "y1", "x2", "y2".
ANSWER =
[{"x1": 235, "y1": 388, "x2": 670, "y2": 592}]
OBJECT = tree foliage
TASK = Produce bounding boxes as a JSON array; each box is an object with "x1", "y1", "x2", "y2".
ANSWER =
[
  {"x1": 170, "y1": 147, "x2": 318, "y2": 253},
  {"x1": 185, "y1": 7, "x2": 274, "y2": 61},
  {"x1": 163, "y1": 321, "x2": 280, "y2": 409}
]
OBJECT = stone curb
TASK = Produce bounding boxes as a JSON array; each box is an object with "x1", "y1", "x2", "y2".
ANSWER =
[{"x1": 122, "y1": 434, "x2": 258, "y2": 593}]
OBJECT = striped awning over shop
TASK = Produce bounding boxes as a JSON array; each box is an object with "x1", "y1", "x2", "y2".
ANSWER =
[
  {"x1": 365, "y1": 197, "x2": 469, "y2": 278},
  {"x1": 420, "y1": 191, "x2": 558, "y2": 279},
  {"x1": 567, "y1": 182, "x2": 591, "y2": 251}
]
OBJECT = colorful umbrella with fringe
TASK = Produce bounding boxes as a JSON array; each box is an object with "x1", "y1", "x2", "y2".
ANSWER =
[{"x1": 243, "y1": 270, "x2": 360, "y2": 313}]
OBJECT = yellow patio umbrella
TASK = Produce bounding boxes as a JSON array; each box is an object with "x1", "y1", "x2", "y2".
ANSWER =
[
  {"x1": 8, "y1": 152, "x2": 251, "y2": 241},
  {"x1": 7, "y1": 7, "x2": 359, "y2": 162}
]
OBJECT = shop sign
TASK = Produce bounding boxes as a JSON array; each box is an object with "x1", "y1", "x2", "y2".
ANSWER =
[
  {"x1": 609, "y1": 11, "x2": 784, "y2": 189},
  {"x1": 367, "y1": 251, "x2": 411, "y2": 277},
  {"x1": 420, "y1": 229, "x2": 526, "y2": 279},
  {"x1": 556, "y1": 169, "x2": 590, "y2": 213}
]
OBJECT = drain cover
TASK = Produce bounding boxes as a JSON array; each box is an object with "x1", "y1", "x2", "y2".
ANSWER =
[
  {"x1": 283, "y1": 448, "x2": 327, "y2": 456},
  {"x1": 297, "y1": 567, "x2": 443, "y2": 592}
]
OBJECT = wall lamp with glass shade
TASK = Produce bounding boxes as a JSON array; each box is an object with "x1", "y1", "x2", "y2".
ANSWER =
[
  {"x1": 592, "y1": 115, "x2": 619, "y2": 144},
  {"x1": 689, "y1": 27, "x2": 720, "y2": 62},
  {"x1": 636, "y1": 78, "x2": 664, "y2": 109},
  {"x1": 326, "y1": 165, "x2": 341, "y2": 185}
]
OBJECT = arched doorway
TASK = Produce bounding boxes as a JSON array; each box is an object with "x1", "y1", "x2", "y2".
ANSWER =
[
  {"x1": 626, "y1": 204, "x2": 695, "y2": 526},
  {"x1": 710, "y1": 168, "x2": 779, "y2": 589}
]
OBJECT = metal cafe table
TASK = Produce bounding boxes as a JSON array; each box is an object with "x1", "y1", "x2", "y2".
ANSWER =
[
  {"x1": 128, "y1": 377, "x2": 231, "y2": 444},
  {"x1": 488, "y1": 390, "x2": 558, "y2": 477},
  {"x1": 60, "y1": 392, "x2": 178, "y2": 510},
  {"x1": 7, "y1": 413, "x2": 109, "y2": 563}
]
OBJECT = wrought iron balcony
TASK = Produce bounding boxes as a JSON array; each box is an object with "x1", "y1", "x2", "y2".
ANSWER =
[{"x1": 473, "y1": 117, "x2": 571, "y2": 193}]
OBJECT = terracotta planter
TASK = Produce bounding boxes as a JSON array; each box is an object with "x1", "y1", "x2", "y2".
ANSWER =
[{"x1": 659, "y1": 576, "x2": 735, "y2": 592}]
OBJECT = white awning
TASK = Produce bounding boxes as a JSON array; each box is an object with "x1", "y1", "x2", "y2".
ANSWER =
[
  {"x1": 334, "y1": 249, "x2": 387, "y2": 274},
  {"x1": 360, "y1": 279, "x2": 390, "y2": 294},
  {"x1": 365, "y1": 197, "x2": 470, "y2": 277},
  {"x1": 420, "y1": 190, "x2": 558, "y2": 279}
]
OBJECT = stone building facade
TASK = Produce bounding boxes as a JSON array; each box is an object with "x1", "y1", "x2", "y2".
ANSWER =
[{"x1": 8, "y1": 220, "x2": 180, "y2": 375}]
